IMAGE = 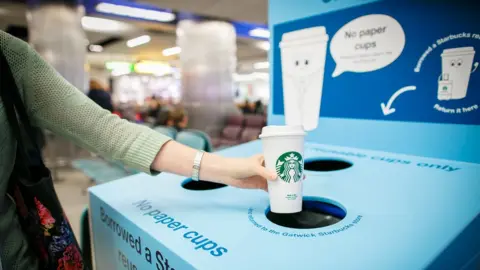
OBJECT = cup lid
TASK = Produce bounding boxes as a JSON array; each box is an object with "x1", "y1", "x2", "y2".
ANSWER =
[
  {"x1": 259, "y1": 125, "x2": 306, "y2": 139},
  {"x1": 441, "y1": 46, "x2": 475, "y2": 56},
  {"x1": 282, "y1": 26, "x2": 327, "y2": 41}
]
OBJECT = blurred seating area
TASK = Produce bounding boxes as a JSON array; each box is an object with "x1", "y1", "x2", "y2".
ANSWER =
[
  {"x1": 237, "y1": 99, "x2": 267, "y2": 116},
  {"x1": 212, "y1": 114, "x2": 267, "y2": 149},
  {"x1": 113, "y1": 96, "x2": 179, "y2": 126}
]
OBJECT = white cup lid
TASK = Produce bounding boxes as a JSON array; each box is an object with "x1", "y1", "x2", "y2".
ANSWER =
[
  {"x1": 281, "y1": 26, "x2": 328, "y2": 42},
  {"x1": 259, "y1": 125, "x2": 306, "y2": 139},
  {"x1": 441, "y1": 46, "x2": 475, "y2": 57}
]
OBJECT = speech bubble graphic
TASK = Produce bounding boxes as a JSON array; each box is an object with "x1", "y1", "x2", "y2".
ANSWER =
[{"x1": 330, "y1": 14, "x2": 405, "y2": 77}]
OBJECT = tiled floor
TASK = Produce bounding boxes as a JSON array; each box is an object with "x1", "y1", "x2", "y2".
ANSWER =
[{"x1": 53, "y1": 169, "x2": 91, "y2": 239}]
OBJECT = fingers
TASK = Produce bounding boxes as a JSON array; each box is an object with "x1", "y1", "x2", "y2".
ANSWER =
[
  {"x1": 247, "y1": 179, "x2": 268, "y2": 191},
  {"x1": 251, "y1": 154, "x2": 277, "y2": 180},
  {"x1": 255, "y1": 165, "x2": 277, "y2": 181},
  {"x1": 253, "y1": 180, "x2": 268, "y2": 191},
  {"x1": 228, "y1": 178, "x2": 267, "y2": 191},
  {"x1": 251, "y1": 154, "x2": 265, "y2": 166},
  {"x1": 261, "y1": 184, "x2": 268, "y2": 192}
]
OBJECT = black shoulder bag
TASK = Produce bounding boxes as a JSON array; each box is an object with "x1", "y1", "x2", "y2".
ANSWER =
[{"x1": 0, "y1": 50, "x2": 86, "y2": 269}]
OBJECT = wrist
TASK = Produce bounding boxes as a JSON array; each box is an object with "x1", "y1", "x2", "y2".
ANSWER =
[
  {"x1": 150, "y1": 140, "x2": 234, "y2": 184},
  {"x1": 199, "y1": 153, "x2": 232, "y2": 184}
]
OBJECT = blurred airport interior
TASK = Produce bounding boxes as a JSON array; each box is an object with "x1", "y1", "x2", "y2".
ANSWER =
[{"x1": 0, "y1": 0, "x2": 269, "y2": 259}]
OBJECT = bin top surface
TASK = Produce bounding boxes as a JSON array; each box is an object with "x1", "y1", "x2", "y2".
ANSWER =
[{"x1": 89, "y1": 141, "x2": 480, "y2": 270}]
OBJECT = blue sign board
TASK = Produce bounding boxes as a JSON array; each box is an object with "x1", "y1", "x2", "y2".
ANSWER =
[{"x1": 272, "y1": 1, "x2": 480, "y2": 125}]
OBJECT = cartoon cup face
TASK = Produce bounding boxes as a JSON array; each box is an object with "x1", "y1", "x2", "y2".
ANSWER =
[
  {"x1": 440, "y1": 47, "x2": 475, "y2": 100},
  {"x1": 282, "y1": 46, "x2": 325, "y2": 79},
  {"x1": 280, "y1": 26, "x2": 329, "y2": 131}
]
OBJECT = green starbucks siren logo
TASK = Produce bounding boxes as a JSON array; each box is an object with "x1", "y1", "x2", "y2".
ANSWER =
[{"x1": 276, "y1": 152, "x2": 303, "y2": 183}]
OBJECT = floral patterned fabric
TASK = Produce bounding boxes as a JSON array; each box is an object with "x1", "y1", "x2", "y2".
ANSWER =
[
  {"x1": 31, "y1": 198, "x2": 84, "y2": 270},
  {"x1": 9, "y1": 181, "x2": 86, "y2": 270}
]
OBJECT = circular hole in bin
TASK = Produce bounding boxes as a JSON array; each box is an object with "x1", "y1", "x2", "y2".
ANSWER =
[
  {"x1": 304, "y1": 158, "x2": 353, "y2": 172},
  {"x1": 181, "y1": 178, "x2": 227, "y2": 191},
  {"x1": 266, "y1": 197, "x2": 346, "y2": 229}
]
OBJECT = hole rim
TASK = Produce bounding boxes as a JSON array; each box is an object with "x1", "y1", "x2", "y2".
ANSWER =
[
  {"x1": 181, "y1": 178, "x2": 227, "y2": 191},
  {"x1": 304, "y1": 157, "x2": 353, "y2": 174},
  {"x1": 265, "y1": 196, "x2": 347, "y2": 229}
]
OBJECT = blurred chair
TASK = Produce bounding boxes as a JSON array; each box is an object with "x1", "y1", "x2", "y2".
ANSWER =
[
  {"x1": 157, "y1": 109, "x2": 170, "y2": 126},
  {"x1": 107, "y1": 159, "x2": 142, "y2": 175},
  {"x1": 140, "y1": 122, "x2": 153, "y2": 128},
  {"x1": 145, "y1": 108, "x2": 169, "y2": 127},
  {"x1": 186, "y1": 129, "x2": 213, "y2": 152},
  {"x1": 176, "y1": 131, "x2": 206, "y2": 151},
  {"x1": 153, "y1": 126, "x2": 177, "y2": 138},
  {"x1": 121, "y1": 107, "x2": 137, "y2": 122},
  {"x1": 211, "y1": 115, "x2": 244, "y2": 148},
  {"x1": 72, "y1": 158, "x2": 130, "y2": 194},
  {"x1": 240, "y1": 115, "x2": 266, "y2": 143}
]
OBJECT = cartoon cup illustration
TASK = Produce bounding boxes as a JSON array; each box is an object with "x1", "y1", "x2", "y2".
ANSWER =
[
  {"x1": 438, "y1": 47, "x2": 478, "y2": 100},
  {"x1": 259, "y1": 125, "x2": 305, "y2": 213},
  {"x1": 437, "y1": 73, "x2": 453, "y2": 100},
  {"x1": 280, "y1": 26, "x2": 329, "y2": 131}
]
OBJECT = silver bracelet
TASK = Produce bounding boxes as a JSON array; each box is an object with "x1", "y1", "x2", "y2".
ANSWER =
[{"x1": 192, "y1": 150, "x2": 205, "y2": 181}]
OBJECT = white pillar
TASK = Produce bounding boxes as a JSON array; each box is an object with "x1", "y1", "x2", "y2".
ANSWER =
[
  {"x1": 27, "y1": 4, "x2": 87, "y2": 93},
  {"x1": 177, "y1": 20, "x2": 240, "y2": 134}
]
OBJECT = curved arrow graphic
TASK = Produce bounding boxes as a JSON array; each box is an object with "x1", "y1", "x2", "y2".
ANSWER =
[
  {"x1": 381, "y1": 85, "x2": 417, "y2": 116},
  {"x1": 471, "y1": 62, "x2": 479, "y2": 73}
]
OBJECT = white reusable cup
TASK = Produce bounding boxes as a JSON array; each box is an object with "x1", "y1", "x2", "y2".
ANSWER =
[
  {"x1": 280, "y1": 26, "x2": 329, "y2": 131},
  {"x1": 440, "y1": 47, "x2": 475, "y2": 100},
  {"x1": 259, "y1": 125, "x2": 306, "y2": 213}
]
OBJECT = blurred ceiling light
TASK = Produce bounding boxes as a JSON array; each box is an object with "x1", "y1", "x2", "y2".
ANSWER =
[
  {"x1": 126, "y1": 35, "x2": 151, "y2": 48},
  {"x1": 88, "y1": 44, "x2": 103, "y2": 53},
  {"x1": 249, "y1": 28, "x2": 270, "y2": 39},
  {"x1": 111, "y1": 69, "x2": 131, "y2": 76},
  {"x1": 81, "y1": 16, "x2": 131, "y2": 33},
  {"x1": 162, "y1": 46, "x2": 181, "y2": 56},
  {"x1": 256, "y1": 41, "x2": 270, "y2": 51},
  {"x1": 233, "y1": 72, "x2": 269, "y2": 82},
  {"x1": 105, "y1": 61, "x2": 133, "y2": 71},
  {"x1": 0, "y1": 8, "x2": 7, "y2": 15},
  {"x1": 134, "y1": 60, "x2": 171, "y2": 75},
  {"x1": 253, "y1": 61, "x2": 270, "y2": 70},
  {"x1": 96, "y1": 2, "x2": 176, "y2": 22}
]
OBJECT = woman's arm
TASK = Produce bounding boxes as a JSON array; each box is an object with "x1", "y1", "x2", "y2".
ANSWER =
[
  {"x1": 152, "y1": 140, "x2": 276, "y2": 189},
  {"x1": 2, "y1": 32, "x2": 169, "y2": 173}
]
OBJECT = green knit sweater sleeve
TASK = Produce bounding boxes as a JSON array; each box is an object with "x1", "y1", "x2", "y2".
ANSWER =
[{"x1": 3, "y1": 32, "x2": 170, "y2": 173}]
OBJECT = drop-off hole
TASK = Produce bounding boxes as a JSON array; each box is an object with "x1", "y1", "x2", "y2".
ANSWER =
[
  {"x1": 181, "y1": 178, "x2": 227, "y2": 191},
  {"x1": 266, "y1": 198, "x2": 346, "y2": 229},
  {"x1": 304, "y1": 159, "x2": 352, "y2": 172}
]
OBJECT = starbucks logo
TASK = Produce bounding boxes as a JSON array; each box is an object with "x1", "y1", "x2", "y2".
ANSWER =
[{"x1": 276, "y1": 152, "x2": 303, "y2": 183}]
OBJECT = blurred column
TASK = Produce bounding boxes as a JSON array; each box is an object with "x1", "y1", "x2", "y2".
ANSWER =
[
  {"x1": 26, "y1": 0, "x2": 87, "y2": 178},
  {"x1": 26, "y1": 0, "x2": 87, "y2": 93},
  {"x1": 177, "y1": 20, "x2": 241, "y2": 135}
]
